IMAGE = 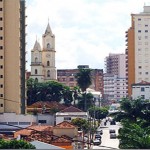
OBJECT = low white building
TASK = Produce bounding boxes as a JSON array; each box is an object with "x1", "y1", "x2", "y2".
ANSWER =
[
  {"x1": 132, "y1": 81, "x2": 150, "y2": 100},
  {"x1": 55, "y1": 106, "x2": 88, "y2": 124},
  {"x1": 0, "y1": 113, "x2": 55, "y2": 132}
]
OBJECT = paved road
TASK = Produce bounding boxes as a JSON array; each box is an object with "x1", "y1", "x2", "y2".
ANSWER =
[{"x1": 92, "y1": 121, "x2": 121, "y2": 149}]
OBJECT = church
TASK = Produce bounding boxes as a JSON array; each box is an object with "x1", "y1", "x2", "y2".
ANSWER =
[{"x1": 30, "y1": 23, "x2": 57, "y2": 82}]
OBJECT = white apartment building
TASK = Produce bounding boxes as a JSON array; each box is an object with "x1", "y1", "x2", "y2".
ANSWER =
[
  {"x1": 104, "y1": 74, "x2": 127, "y2": 102},
  {"x1": 104, "y1": 53, "x2": 127, "y2": 102},
  {"x1": 134, "y1": 6, "x2": 150, "y2": 83}
]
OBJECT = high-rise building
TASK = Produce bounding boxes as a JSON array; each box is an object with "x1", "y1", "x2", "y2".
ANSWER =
[
  {"x1": 30, "y1": 23, "x2": 57, "y2": 82},
  {"x1": 0, "y1": 0, "x2": 26, "y2": 114},
  {"x1": 104, "y1": 53, "x2": 127, "y2": 102},
  {"x1": 105, "y1": 53, "x2": 126, "y2": 78},
  {"x1": 126, "y1": 5, "x2": 150, "y2": 97}
]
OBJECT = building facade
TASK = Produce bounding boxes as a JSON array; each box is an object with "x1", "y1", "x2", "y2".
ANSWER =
[
  {"x1": 126, "y1": 5, "x2": 150, "y2": 97},
  {"x1": 57, "y1": 66, "x2": 103, "y2": 95},
  {"x1": 30, "y1": 23, "x2": 57, "y2": 82},
  {"x1": 131, "y1": 81, "x2": 150, "y2": 100},
  {"x1": 104, "y1": 53, "x2": 127, "y2": 102},
  {"x1": 0, "y1": 0, "x2": 26, "y2": 114}
]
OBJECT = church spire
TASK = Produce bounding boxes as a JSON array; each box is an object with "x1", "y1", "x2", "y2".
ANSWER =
[
  {"x1": 33, "y1": 39, "x2": 41, "y2": 51},
  {"x1": 45, "y1": 22, "x2": 52, "y2": 35}
]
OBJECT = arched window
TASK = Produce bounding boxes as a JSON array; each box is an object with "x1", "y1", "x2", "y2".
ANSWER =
[
  {"x1": 35, "y1": 78, "x2": 38, "y2": 82},
  {"x1": 47, "y1": 70, "x2": 50, "y2": 77},
  {"x1": 35, "y1": 57, "x2": 38, "y2": 62},
  {"x1": 47, "y1": 61, "x2": 50, "y2": 66},
  {"x1": 35, "y1": 69, "x2": 38, "y2": 74},
  {"x1": 47, "y1": 43, "x2": 50, "y2": 49}
]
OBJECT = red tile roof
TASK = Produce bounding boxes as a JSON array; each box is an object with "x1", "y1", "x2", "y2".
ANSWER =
[
  {"x1": 54, "y1": 121, "x2": 77, "y2": 129},
  {"x1": 61, "y1": 106, "x2": 83, "y2": 112}
]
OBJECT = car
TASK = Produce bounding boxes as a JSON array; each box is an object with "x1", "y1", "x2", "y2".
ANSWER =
[
  {"x1": 93, "y1": 139, "x2": 101, "y2": 145},
  {"x1": 110, "y1": 133, "x2": 117, "y2": 139},
  {"x1": 96, "y1": 130, "x2": 103, "y2": 135},
  {"x1": 109, "y1": 129, "x2": 116, "y2": 134},
  {"x1": 94, "y1": 134, "x2": 102, "y2": 140}
]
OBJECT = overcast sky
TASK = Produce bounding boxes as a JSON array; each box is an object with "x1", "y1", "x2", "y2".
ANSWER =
[{"x1": 26, "y1": 0, "x2": 150, "y2": 71}]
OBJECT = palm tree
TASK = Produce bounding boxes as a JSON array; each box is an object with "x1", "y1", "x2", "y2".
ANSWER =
[{"x1": 75, "y1": 68, "x2": 92, "y2": 111}]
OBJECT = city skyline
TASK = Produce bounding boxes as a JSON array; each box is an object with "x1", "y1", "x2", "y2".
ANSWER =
[{"x1": 26, "y1": 0, "x2": 149, "y2": 71}]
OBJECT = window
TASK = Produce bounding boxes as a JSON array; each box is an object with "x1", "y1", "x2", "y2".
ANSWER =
[
  {"x1": 0, "y1": 104, "x2": 3, "y2": 107},
  {"x1": 138, "y1": 66, "x2": 142, "y2": 69},
  {"x1": 47, "y1": 43, "x2": 50, "y2": 49},
  {"x1": 0, "y1": 46, "x2": 3, "y2": 49},
  {"x1": 138, "y1": 30, "x2": 141, "y2": 33},
  {"x1": 0, "y1": 75, "x2": 3, "y2": 78},
  {"x1": 38, "y1": 120, "x2": 46, "y2": 124},
  {"x1": 0, "y1": 8, "x2": 2, "y2": 11},
  {"x1": 0, "y1": 27, "x2": 3, "y2": 30},
  {"x1": 47, "y1": 70, "x2": 50, "y2": 77},
  {"x1": 145, "y1": 24, "x2": 148, "y2": 27},
  {"x1": 0, "y1": 56, "x2": 3, "y2": 59},
  {"x1": 0, "y1": 84, "x2": 3, "y2": 88},
  {"x1": 138, "y1": 36, "x2": 141, "y2": 40},
  {"x1": 35, "y1": 57, "x2": 38, "y2": 62},
  {"x1": 146, "y1": 72, "x2": 148, "y2": 75},
  {"x1": 69, "y1": 78, "x2": 74, "y2": 81},
  {"x1": 47, "y1": 61, "x2": 50, "y2": 66},
  {"x1": 141, "y1": 87, "x2": 145, "y2": 91},
  {"x1": 138, "y1": 18, "x2": 141, "y2": 21},
  {"x1": 35, "y1": 78, "x2": 38, "y2": 82},
  {"x1": 0, "y1": 94, "x2": 3, "y2": 97},
  {"x1": 35, "y1": 69, "x2": 38, "y2": 74},
  {"x1": 64, "y1": 117, "x2": 71, "y2": 121},
  {"x1": 0, "y1": 36, "x2": 3, "y2": 40},
  {"x1": 0, "y1": 65, "x2": 3, "y2": 69},
  {"x1": 145, "y1": 30, "x2": 148, "y2": 33},
  {"x1": 0, "y1": 18, "x2": 2, "y2": 21}
]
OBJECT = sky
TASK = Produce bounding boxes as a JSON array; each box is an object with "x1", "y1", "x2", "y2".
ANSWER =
[{"x1": 26, "y1": 0, "x2": 150, "y2": 71}]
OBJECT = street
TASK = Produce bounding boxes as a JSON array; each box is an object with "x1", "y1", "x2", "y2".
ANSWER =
[{"x1": 92, "y1": 120, "x2": 121, "y2": 149}]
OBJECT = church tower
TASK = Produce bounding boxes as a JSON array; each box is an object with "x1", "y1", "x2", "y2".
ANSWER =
[
  {"x1": 42, "y1": 23, "x2": 57, "y2": 81},
  {"x1": 30, "y1": 22, "x2": 57, "y2": 82},
  {"x1": 31, "y1": 40, "x2": 44, "y2": 82}
]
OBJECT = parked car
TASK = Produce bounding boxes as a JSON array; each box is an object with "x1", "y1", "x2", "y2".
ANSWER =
[
  {"x1": 110, "y1": 133, "x2": 117, "y2": 139},
  {"x1": 96, "y1": 129, "x2": 103, "y2": 135},
  {"x1": 93, "y1": 139, "x2": 101, "y2": 145},
  {"x1": 109, "y1": 129, "x2": 116, "y2": 133},
  {"x1": 94, "y1": 134, "x2": 102, "y2": 140}
]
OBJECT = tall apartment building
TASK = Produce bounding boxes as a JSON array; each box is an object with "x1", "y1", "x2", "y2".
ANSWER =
[
  {"x1": 104, "y1": 53, "x2": 127, "y2": 101},
  {"x1": 57, "y1": 66, "x2": 103, "y2": 95},
  {"x1": 0, "y1": 0, "x2": 26, "y2": 114},
  {"x1": 105, "y1": 53, "x2": 126, "y2": 78},
  {"x1": 126, "y1": 5, "x2": 150, "y2": 97},
  {"x1": 30, "y1": 23, "x2": 57, "y2": 82}
]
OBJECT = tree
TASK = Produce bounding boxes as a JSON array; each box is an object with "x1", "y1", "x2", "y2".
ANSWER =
[
  {"x1": 71, "y1": 118, "x2": 89, "y2": 133},
  {"x1": 111, "y1": 98, "x2": 150, "y2": 149},
  {"x1": 75, "y1": 68, "x2": 92, "y2": 111},
  {"x1": 27, "y1": 79, "x2": 73, "y2": 106},
  {"x1": 0, "y1": 139, "x2": 35, "y2": 149},
  {"x1": 118, "y1": 120, "x2": 150, "y2": 149}
]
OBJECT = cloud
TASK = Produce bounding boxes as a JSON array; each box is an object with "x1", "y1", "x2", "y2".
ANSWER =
[{"x1": 26, "y1": 0, "x2": 146, "y2": 71}]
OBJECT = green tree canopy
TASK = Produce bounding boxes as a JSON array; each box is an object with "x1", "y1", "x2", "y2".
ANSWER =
[{"x1": 0, "y1": 139, "x2": 35, "y2": 149}]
